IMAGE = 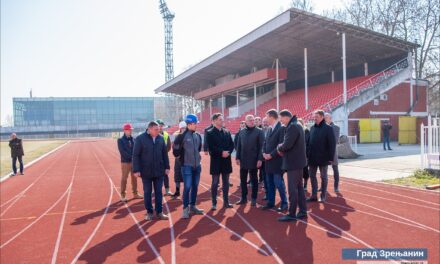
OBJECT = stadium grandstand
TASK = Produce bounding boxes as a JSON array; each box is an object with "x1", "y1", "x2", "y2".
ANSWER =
[{"x1": 157, "y1": 8, "x2": 428, "y2": 142}]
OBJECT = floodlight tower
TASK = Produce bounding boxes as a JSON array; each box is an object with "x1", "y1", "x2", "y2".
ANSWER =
[{"x1": 158, "y1": 0, "x2": 175, "y2": 81}]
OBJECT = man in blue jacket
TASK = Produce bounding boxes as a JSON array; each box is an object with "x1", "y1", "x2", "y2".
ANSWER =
[
  {"x1": 133, "y1": 121, "x2": 170, "y2": 221},
  {"x1": 117, "y1": 123, "x2": 142, "y2": 202}
]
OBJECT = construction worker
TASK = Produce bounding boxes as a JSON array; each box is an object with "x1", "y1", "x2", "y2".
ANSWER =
[{"x1": 157, "y1": 119, "x2": 173, "y2": 196}]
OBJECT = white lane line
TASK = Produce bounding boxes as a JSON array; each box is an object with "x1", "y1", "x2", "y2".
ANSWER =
[
  {"x1": 92, "y1": 148, "x2": 165, "y2": 264},
  {"x1": 343, "y1": 197, "x2": 440, "y2": 234},
  {"x1": 51, "y1": 150, "x2": 80, "y2": 264},
  {"x1": 163, "y1": 198, "x2": 176, "y2": 264},
  {"x1": 340, "y1": 189, "x2": 440, "y2": 211},
  {"x1": 1, "y1": 141, "x2": 70, "y2": 182},
  {"x1": 340, "y1": 177, "x2": 440, "y2": 195},
  {"x1": 202, "y1": 212, "x2": 269, "y2": 256},
  {"x1": 0, "y1": 185, "x2": 70, "y2": 249},
  {"x1": 0, "y1": 146, "x2": 68, "y2": 213},
  {"x1": 223, "y1": 179, "x2": 359, "y2": 244},
  {"x1": 199, "y1": 182, "x2": 282, "y2": 264},
  {"x1": 342, "y1": 181, "x2": 440, "y2": 206},
  {"x1": 324, "y1": 201, "x2": 429, "y2": 231},
  {"x1": 70, "y1": 150, "x2": 114, "y2": 264},
  {"x1": 101, "y1": 144, "x2": 176, "y2": 264}
]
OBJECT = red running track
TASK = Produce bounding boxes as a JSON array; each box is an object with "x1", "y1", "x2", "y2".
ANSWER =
[{"x1": 0, "y1": 139, "x2": 439, "y2": 264}]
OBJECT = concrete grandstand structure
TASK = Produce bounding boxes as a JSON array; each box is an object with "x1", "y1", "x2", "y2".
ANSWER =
[{"x1": 156, "y1": 8, "x2": 428, "y2": 141}]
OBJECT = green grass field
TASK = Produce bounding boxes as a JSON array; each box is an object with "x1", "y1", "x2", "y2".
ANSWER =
[
  {"x1": 0, "y1": 140, "x2": 67, "y2": 177},
  {"x1": 383, "y1": 169, "x2": 440, "y2": 189}
]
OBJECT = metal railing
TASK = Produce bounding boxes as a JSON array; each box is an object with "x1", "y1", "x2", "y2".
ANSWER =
[
  {"x1": 302, "y1": 57, "x2": 409, "y2": 122},
  {"x1": 421, "y1": 116, "x2": 440, "y2": 170}
]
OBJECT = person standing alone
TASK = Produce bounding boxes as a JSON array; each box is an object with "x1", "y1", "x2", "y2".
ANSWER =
[
  {"x1": 382, "y1": 120, "x2": 393, "y2": 151},
  {"x1": 206, "y1": 113, "x2": 234, "y2": 210},
  {"x1": 9, "y1": 133, "x2": 24, "y2": 176}
]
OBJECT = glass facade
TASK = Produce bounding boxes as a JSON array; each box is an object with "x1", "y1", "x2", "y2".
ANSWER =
[{"x1": 13, "y1": 97, "x2": 155, "y2": 129}]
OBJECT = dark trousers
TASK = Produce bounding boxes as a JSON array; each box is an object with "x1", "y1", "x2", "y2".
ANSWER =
[
  {"x1": 240, "y1": 168, "x2": 258, "y2": 200},
  {"x1": 142, "y1": 177, "x2": 164, "y2": 214},
  {"x1": 258, "y1": 162, "x2": 265, "y2": 183},
  {"x1": 383, "y1": 135, "x2": 391, "y2": 150},
  {"x1": 303, "y1": 166, "x2": 309, "y2": 187},
  {"x1": 286, "y1": 169, "x2": 307, "y2": 216},
  {"x1": 164, "y1": 175, "x2": 170, "y2": 189},
  {"x1": 309, "y1": 165, "x2": 328, "y2": 199},
  {"x1": 211, "y1": 173, "x2": 230, "y2": 205},
  {"x1": 332, "y1": 164, "x2": 339, "y2": 190},
  {"x1": 12, "y1": 156, "x2": 24, "y2": 174}
]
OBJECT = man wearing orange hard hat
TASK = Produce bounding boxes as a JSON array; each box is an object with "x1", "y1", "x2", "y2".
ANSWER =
[{"x1": 117, "y1": 123, "x2": 143, "y2": 202}]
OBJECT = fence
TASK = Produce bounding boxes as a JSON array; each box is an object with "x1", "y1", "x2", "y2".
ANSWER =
[{"x1": 420, "y1": 116, "x2": 440, "y2": 170}]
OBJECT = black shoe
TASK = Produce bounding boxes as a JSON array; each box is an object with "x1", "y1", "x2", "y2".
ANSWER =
[
  {"x1": 20, "y1": 172, "x2": 24, "y2": 175},
  {"x1": 236, "y1": 199, "x2": 247, "y2": 205},
  {"x1": 296, "y1": 212, "x2": 308, "y2": 219},
  {"x1": 276, "y1": 205, "x2": 288, "y2": 212},
  {"x1": 250, "y1": 199, "x2": 257, "y2": 207},
  {"x1": 223, "y1": 203, "x2": 233, "y2": 209},
  {"x1": 261, "y1": 204, "x2": 274, "y2": 210},
  {"x1": 388, "y1": 148, "x2": 392, "y2": 150},
  {"x1": 319, "y1": 196, "x2": 327, "y2": 203},
  {"x1": 278, "y1": 214, "x2": 297, "y2": 222},
  {"x1": 229, "y1": 183, "x2": 233, "y2": 187},
  {"x1": 307, "y1": 196, "x2": 318, "y2": 202},
  {"x1": 11, "y1": 173, "x2": 16, "y2": 177}
]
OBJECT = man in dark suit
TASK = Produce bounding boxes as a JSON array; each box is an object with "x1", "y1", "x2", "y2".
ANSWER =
[
  {"x1": 261, "y1": 109, "x2": 288, "y2": 211},
  {"x1": 276, "y1": 110, "x2": 308, "y2": 222},
  {"x1": 9, "y1": 133, "x2": 24, "y2": 176},
  {"x1": 206, "y1": 113, "x2": 235, "y2": 210},
  {"x1": 306, "y1": 110, "x2": 336, "y2": 203},
  {"x1": 133, "y1": 121, "x2": 170, "y2": 221},
  {"x1": 325, "y1": 113, "x2": 341, "y2": 193},
  {"x1": 235, "y1": 115, "x2": 265, "y2": 206}
]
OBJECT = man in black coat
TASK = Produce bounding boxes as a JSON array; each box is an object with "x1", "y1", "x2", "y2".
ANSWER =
[
  {"x1": 306, "y1": 110, "x2": 336, "y2": 203},
  {"x1": 235, "y1": 115, "x2": 265, "y2": 206},
  {"x1": 276, "y1": 110, "x2": 308, "y2": 222},
  {"x1": 133, "y1": 121, "x2": 170, "y2": 221},
  {"x1": 261, "y1": 109, "x2": 288, "y2": 211},
  {"x1": 9, "y1": 133, "x2": 24, "y2": 176},
  {"x1": 206, "y1": 113, "x2": 235, "y2": 210},
  {"x1": 203, "y1": 123, "x2": 214, "y2": 154}
]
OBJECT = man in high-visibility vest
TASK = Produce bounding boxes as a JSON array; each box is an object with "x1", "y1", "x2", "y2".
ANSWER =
[{"x1": 157, "y1": 119, "x2": 172, "y2": 196}]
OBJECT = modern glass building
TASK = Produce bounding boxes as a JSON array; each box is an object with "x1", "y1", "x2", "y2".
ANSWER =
[{"x1": 13, "y1": 97, "x2": 155, "y2": 131}]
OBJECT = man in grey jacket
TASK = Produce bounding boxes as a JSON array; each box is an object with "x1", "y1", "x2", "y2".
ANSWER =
[
  {"x1": 276, "y1": 110, "x2": 308, "y2": 222},
  {"x1": 173, "y1": 114, "x2": 204, "y2": 219},
  {"x1": 235, "y1": 114, "x2": 265, "y2": 206},
  {"x1": 325, "y1": 113, "x2": 340, "y2": 193}
]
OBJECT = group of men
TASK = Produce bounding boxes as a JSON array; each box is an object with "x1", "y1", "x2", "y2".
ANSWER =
[{"x1": 118, "y1": 108, "x2": 339, "y2": 222}]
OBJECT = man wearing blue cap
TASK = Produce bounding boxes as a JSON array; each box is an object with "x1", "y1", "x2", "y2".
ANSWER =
[{"x1": 173, "y1": 114, "x2": 204, "y2": 219}]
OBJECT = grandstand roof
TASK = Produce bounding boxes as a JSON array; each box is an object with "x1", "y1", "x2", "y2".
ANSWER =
[{"x1": 155, "y1": 8, "x2": 418, "y2": 97}]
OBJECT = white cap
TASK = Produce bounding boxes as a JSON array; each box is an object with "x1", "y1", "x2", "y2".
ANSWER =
[{"x1": 178, "y1": 121, "x2": 187, "y2": 129}]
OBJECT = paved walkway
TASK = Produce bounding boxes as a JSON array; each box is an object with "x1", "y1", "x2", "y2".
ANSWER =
[{"x1": 338, "y1": 143, "x2": 421, "y2": 181}]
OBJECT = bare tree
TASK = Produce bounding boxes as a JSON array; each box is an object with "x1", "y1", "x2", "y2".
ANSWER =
[{"x1": 290, "y1": 0, "x2": 314, "y2": 12}]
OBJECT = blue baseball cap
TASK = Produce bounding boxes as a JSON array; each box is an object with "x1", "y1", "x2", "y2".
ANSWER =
[{"x1": 185, "y1": 114, "x2": 199, "y2": 124}]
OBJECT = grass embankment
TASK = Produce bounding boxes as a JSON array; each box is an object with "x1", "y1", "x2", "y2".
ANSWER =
[
  {"x1": 0, "y1": 140, "x2": 66, "y2": 177},
  {"x1": 383, "y1": 169, "x2": 440, "y2": 189}
]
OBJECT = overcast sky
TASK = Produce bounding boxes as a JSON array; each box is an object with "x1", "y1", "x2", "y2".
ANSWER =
[{"x1": 0, "y1": 0, "x2": 344, "y2": 126}]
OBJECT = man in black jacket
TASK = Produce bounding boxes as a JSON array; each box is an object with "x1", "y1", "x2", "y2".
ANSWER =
[
  {"x1": 261, "y1": 109, "x2": 288, "y2": 211},
  {"x1": 133, "y1": 121, "x2": 170, "y2": 221},
  {"x1": 203, "y1": 123, "x2": 214, "y2": 155},
  {"x1": 9, "y1": 133, "x2": 24, "y2": 176},
  {"x1": 306, "y1": 110, "x2": 336, "y2": 203},
  {"x1": 276, "y1": 110, "x2": 308, "y2": 222},
  {"x1": 117, "y1": 123, "x2": 142, "y2": 202},
  {"x1": 235, "y1": 115, "x2": 264, "y2": 206},
  {"x1": 206, "y1": 113, "x2": 234, "y2": 210}
]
